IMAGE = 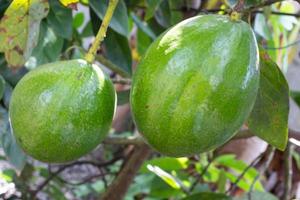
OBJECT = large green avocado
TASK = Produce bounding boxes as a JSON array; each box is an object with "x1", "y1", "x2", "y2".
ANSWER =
[
  {"x1": 130, "y1": 14, "x2": 259, "y2": 157},
  {"x1": 9, "y1": 59, "x2": 116, "y2": 163}
]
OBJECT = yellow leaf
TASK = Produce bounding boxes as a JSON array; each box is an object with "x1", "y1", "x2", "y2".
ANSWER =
[
  {"x1": 59, "y1": 0, "x2": 79, "y2": 7},
  {"x1": 0, "y1": 0, "x2": 49, "y2": 69}
]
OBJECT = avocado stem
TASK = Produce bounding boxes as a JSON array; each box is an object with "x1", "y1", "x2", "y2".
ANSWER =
[{"x1": 85, "y1": 0, "x2": 119, "y2": 64}]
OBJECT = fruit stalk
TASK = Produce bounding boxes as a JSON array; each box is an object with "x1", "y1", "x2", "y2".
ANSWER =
[{"x1": 85, "y1": 0, "x2": 119, "y2": 63}]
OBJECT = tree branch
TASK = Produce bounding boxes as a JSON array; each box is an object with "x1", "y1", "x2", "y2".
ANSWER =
[
  {"x1": 111, "y1": 77, "x2": 132, "y2": 85},
  {"x1": 103, "y1": 136, "x2": 144, "y2": 146},
  {"x1": 101, "y1": 144, "x2": 152, "y2": 200},
  {"x1": 246, "y1": 0, "x2": 284, "y2": 12}
]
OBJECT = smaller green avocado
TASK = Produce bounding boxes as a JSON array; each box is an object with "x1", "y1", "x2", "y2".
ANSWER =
[{"x1": 9, "y1": 59, "x2": 116, "y2": 163}]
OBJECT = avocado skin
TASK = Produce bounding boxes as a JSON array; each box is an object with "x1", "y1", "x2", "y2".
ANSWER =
[
  {"x1": 10, "y1": 59, "x2": 116, "y2": 163},
  {"x1": 130, "y1": 15, "x2": 259, "y2": 157}
]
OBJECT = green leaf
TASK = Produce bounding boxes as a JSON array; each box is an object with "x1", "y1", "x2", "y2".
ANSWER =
[
  {"x1": 149, "y1": 176, "x2": 184, "y2": 198},
  {"x1": 0, "y1": 106, "x2": 27, "y2": 170},
  {"x1": 0, "y1": 75, "x2": 5, "y2": 100},
  {"x1": 117, "y1": 89, "x2": 130, "y2": 105},
  {"x1": 154, "y1": 0, "x2": 171, "y2": 28},
  {"x1": 145, "y1": 0, "x2": 163, "y2": 20},
  {"x1": 147, "y1": 164, "x2": 182, "y2": 189},
  {"x1": 81, "y1": 21, "x2": 93, "y2": 37},
  {"x1": 126, "y1": 174, "x2": 155, "y2": 198},
  {"x1": 290, "y1": 91, "x2": 300, "y2": 107},
  {"x1": 248, "y1": 51, "x2": 289, "y2": 151},
  {"x1": 217, "y1": 169, "x2": 227, "y2": 193},
  {"x1": 25, "y1": 21, "x2": 64, "y2": 69},
  {"x1": 89, "y1": 0, "x2": 129, "y2": 37},
  {"x1": 73, "y1": 12, "x2": 85, "y2": 29},
  {"x1": 0, "y1": 0, "x2": 49, "y2": 68},
  {"x1": 214, "y1": 154, "x2": 263, "y2": 191},
  {"x1": 47, "y1": 0, "x2": 73, "y2": 39},
  {"x1": 131, "y1": 13, "x2": 156, "y2": 40},
  {"x1": 103, "y1": 28, "x2": 132, "y2": 75},
  {"x1": 141, "y1": 157, "x2": 188, "y2": 173},
  {"x1": 234, "y1": 191, "x2": 278, "y2": 200},
  {"x1": 137, "y1": 28, "x2": 152, "y2": 55},
  {"x1": 181, "y1": 192, "x2": 232, "y2": 200},
  {"x1": 292, "y1": 150, "x2": 300, "y2": 170}
]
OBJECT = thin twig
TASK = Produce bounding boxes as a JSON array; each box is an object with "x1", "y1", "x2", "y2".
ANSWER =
[
  {"x1": 56, "y1": 173, "x2": 109, "y2": 186},
  {"x1": 263, "y1": 39, "x2": 300, "y2": 50},
  {"x1": 226, "y1": 148, "x2": 269, "y2": 194},
  {"x1": 234, "y1": 0, "x2": 245, "y2": 12},
  {"x1": 248, "y1": 147, "x2": 275, "y2": 200},
  {"x1": 96, "y1": 55, "x2": 131, "y2": 78},
  {"x1": 85, "y1": 0, "x2": 119, "y2": 63},
  {"x1": 103, "y1": 136, "x2": 144, "y2": 146},
  {"x1": 283, "y1": 142, "x2": 294, "y2": 200},
  {"x1": 31, "y1": 157, "x2": 121, "y2": 197},
  {"x1": 112, "y1": 78, "x2": 132, "y2": 85}
]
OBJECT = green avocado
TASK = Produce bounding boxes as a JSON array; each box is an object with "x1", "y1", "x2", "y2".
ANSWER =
[
  {"x1": 130, "y1": 15, "x2": 259, "y2": 157},
  {"x1": 9, "y1": 59, "x2": 116, "y2": 163}
]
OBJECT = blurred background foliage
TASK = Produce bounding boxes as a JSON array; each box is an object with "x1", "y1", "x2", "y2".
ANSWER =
[{"x1": 0, "y1": 0, "x2": 299, "y2": 199}]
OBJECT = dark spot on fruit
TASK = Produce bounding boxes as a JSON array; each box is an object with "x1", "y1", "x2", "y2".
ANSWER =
[
  {"x1": 145, "y1": 105, "x2": 149, "y2": 109},
  {"x1": 0, "y1": 28, "x2": 6, "y2": 33},
  {"x1": 13, "y1": 45, "x2": 24, "y2": 55}
]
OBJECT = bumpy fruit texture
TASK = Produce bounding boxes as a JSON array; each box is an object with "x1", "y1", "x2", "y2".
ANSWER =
[
  {"x1": 131, "y1": 15, "x2": 259, "y2": 157},
  {"x1": 9, "y1": 59, "x2": 116, "y2": 163}
]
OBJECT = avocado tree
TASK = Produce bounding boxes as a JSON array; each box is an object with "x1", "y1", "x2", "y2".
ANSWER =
[{"x1": 0, "y1": 0, "x2": 299, "y2": 199}]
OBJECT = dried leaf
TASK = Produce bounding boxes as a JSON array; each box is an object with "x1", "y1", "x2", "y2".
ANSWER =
[{"x1": 0, "y1": 0, "x2": 49, "y2": 69}]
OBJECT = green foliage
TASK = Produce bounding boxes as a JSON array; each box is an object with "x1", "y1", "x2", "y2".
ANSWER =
[
  {"x1": 0, "y1": 0, "x2": 297, "y2": 199},
  {"x1": 89, "y1": 0, "x2": 129, "y2": 37},
  {"x1": 248, "y1": 51, "x2": 289, "y2": 150}
]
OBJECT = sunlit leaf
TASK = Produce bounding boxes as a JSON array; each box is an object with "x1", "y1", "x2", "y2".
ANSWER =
[
  {"x1": 73, "y1": 12, "x2": 85, "y2": 29},
  {"x1": 141, "y1": 157, "x2": 188, "y2": 173},
  {"x1": 0, "y1": 0, "x2": 49, "y2": 68},
  {"x1": 248, "y1": 51, "x2": 289, "y2": 151},
  {"x1": 147, "y1": 164, "x2": 181, "y2": 189},
  {"x1": 217, "y1": 169, "x2": 227, "y2": 193},
  {"x1": 59, "y1": 0, "x2": 79, "y2": 8}
]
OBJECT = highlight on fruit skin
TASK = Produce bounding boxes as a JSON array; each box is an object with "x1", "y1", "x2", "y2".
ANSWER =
[
  {"x1": 130, "y1": 14, "x2": 260, "y2": 157},
  {"x1": 9, "y1": 59, "x2": 116, "y2": 163}
]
